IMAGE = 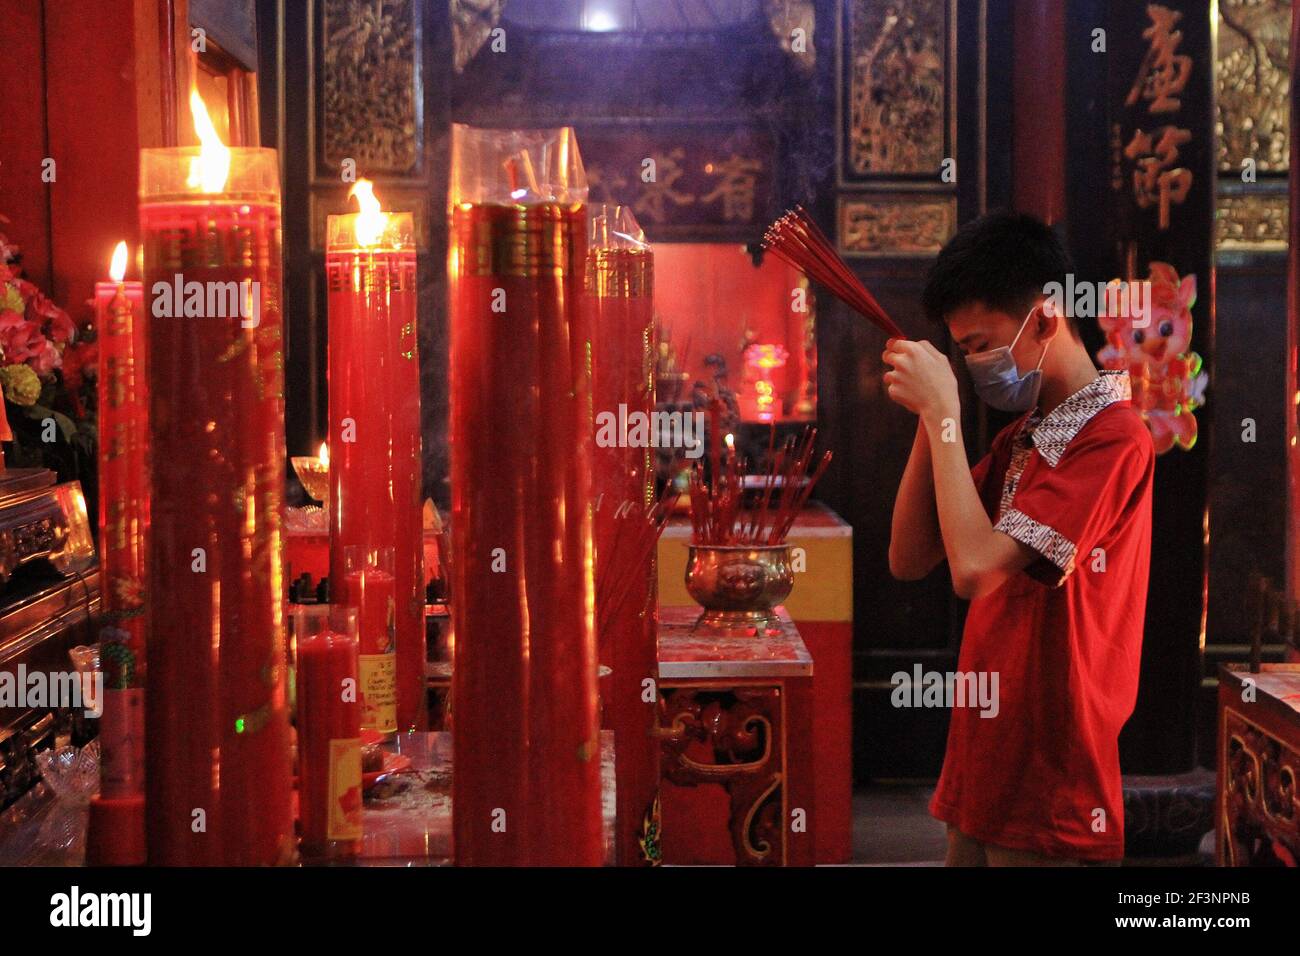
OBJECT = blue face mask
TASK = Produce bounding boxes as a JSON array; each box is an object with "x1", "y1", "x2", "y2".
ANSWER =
[{"x1": 963, "y1": 306, "x2": 1049, "y2": 413}]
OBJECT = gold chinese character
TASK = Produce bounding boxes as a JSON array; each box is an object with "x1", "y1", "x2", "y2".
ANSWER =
[
  {"x1": 1124, "y1": 126, "x2": 1193, "y2": 229},
  {"x1": 700, "y1": 154, "x2": 762, "y2": 223},
  {"x1": 1126, "y1": 4, "x2": 1192, "y2": 114},
  {"x1": 633, "y1": 148, "x2": 695, "y2": 223}
]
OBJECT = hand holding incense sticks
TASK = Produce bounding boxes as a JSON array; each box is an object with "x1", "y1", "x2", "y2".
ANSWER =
[
  {"x1": 689, "y1": 425, "x2": 832, "y2": 547},
  {"x1": 762, "y1": 206, "x2": 905, "y2": 340}
]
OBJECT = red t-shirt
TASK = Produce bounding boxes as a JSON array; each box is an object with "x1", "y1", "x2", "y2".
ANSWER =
[{"x1": 929, "y1": 371, "x2": 1154, "y2": 861}]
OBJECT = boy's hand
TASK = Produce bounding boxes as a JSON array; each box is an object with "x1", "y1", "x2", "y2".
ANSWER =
[{"x1": 882, "y1": 339, "x2": 960, "y2": 426}]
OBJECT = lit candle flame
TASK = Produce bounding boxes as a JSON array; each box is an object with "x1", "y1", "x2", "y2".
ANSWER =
[
  {"x1": 318, "y1": 442, "x2": 329, "y2": 467},
  {"x1": 109, "y1": 241, "x2": 128, "y2": 283},
  {"x1": 186, "y1": 89, "x2": 231, "y2": 193},
  {"x1": 349, "y1": 179, "x2": 389, "y2": 247}
]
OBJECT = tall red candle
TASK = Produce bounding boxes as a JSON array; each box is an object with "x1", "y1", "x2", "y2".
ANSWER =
[
  {"x1": 295, "y1": 605, "x2": 362, "y2": 860},
  {"x1": 86, "y1": 241, "x2": 148, "y2": 866},
  {"x1": 449, "y1": 125, "x2": 602, "y2": 865},
  {"x1": 139, "y1": 92, "x2": 293, "y2": 865},
  {"x1": 588, "y1": 207, "x2": 659, "y2": 865},
  {"x1": 326, "y1": 182, "x2": 425, "y2": 735}
]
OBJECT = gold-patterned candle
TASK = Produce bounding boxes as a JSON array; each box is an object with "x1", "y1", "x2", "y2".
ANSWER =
[
  {"x1": 86, "y1": 240, "x2": 148, "y2": 866},
  {"x1": 140, "y1": 91, "x2": 292, "y2": 865},
  {"x1": 326, "y1": 180, "x2": 424, "y2": 736},
  {"x1": 449, "y1": 125, "x2": 602, "y2": 865},
  {"x1": 587, "y1": 206, "x2": 659, "y2": 865}
]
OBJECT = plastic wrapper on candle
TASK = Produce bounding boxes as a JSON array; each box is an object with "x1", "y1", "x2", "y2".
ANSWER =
[
  {"x1": 139, "y1": 146, "x2": 293, "y2": 866},
  {"x1": 448, "y1": 124, "x2": 602, "y2": 866},
  {"x1": 294, "y1": 605, "x2": 362, "y2": 861},
  {"x1": 587, "y1": 206, "x2": 659, "y2": 865},
  {"x1": 325, "y1": 208, "x2": 424, "y2": 734}
]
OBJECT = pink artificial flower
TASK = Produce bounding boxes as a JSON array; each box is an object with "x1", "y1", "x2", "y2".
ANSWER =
[
  {"x1": 0, "y1": 315, "x2": 51, "y2": 370},
  {"x1": 32, "y1": 338, "x2": 61, "y2": 375}
]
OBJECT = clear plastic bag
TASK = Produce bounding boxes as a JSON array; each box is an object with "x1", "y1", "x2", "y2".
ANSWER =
[{"x1": 449, "y1": 124, "x2": 587, "y2": 206}]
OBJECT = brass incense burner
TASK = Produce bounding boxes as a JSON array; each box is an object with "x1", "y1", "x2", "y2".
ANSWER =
[{"x1": 684, "y1": 544, "x2": 794, "y2": 632}]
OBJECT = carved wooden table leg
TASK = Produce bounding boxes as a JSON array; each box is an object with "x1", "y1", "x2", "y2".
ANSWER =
[
  {"x1": 1217, "y1": 665, "x2": 1300, "y2": 866},
  {"x1": 658, "y1": 685, "x2": 786, "y2": 866}
]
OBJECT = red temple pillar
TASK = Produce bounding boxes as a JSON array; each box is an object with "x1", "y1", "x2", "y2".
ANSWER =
[{"x1": 1011, "y1": 0, "x2": 1067, "y2": 224}]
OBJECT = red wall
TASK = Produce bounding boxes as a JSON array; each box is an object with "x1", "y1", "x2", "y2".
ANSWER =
[
  {"x1": 654, "y1": 243, "x2": 810, "y2": 420},
  {"x1": 0, "y1": 1, "x2": 154, "y2": 319}
]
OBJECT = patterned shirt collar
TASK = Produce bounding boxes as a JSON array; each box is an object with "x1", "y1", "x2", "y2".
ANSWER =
[{"x1": 1021, "y1": 370, "x2": 1131, "y2": 468}]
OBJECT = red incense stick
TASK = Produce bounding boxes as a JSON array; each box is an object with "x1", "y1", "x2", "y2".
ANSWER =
[{"x1": 763, "y1": 206, "x2": 905, "y2": 340}]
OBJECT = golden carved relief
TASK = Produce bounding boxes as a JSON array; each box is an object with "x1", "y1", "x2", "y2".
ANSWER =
[
  {"x1": 839, "y1": 195, "x2": 955, "y2": 257},
  {"x1": 1216, "y1": 0, "x2": 1290, "y2": 174},
  {"x1": 321, "y1": 0, "x2": 420, "y2": 174},
  {"x1": 452, "y1": 0, "x2": 506, "y2": 73},
  {"x1": 1216, "y1": 192, "x2": 1289, "y2": 251},
  {"x1": 845, "y1": 0, "x2": 949, "y2": 176}
]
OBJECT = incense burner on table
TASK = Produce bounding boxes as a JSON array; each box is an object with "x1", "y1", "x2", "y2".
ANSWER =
[{"x1": 684, "y1": 543, "x2": 793, "y2": 632}]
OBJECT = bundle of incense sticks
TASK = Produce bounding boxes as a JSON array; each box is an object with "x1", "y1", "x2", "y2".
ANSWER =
[
  {"x1": 595, "y1": 489, "x2": 680, "y2": 638},
  {"x1": 689, "y1": 426, "x2": 832, "y2": 547},
  {"x1": 762, "y1": 206, "x2": 906, "y2": 340}
]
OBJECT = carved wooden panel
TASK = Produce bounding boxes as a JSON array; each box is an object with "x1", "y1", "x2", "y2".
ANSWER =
[
  {"x1": 1216, "y1": 0, "x2": 1290, "y2": 175},
  {"x1": 1215, "y1": 0, "x2": 1290, "y2": 253},
  {"x1": 839, "y1": 0, "x2": 953, "y2": 180},
  {"x1": 1216, "y1": 191, "x2": 1289, "y2": 252},
  {"x1": 576, "y1": 123, "x2": 777, "y2": 242},
  {"x1": 838, "y1": 194, "x2": 955, "y2": 258},
  {"x1": 1220, "y1": 707, "x2": 1300, "y2": 866},
  {"x1": 317, "y1": 0, "x2": 423, "y2": 178}
]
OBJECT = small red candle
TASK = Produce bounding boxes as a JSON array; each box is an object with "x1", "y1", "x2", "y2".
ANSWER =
[
  {"x1": 344, "y1": 545, "x2": 397, "y2": 736},
  {"x1": 295, "y1": 605, "x2": 362, "y2": 860},
  {"x1": 140, "y1": 91, "x2": 293, "y2": 865},
  {"x1": 86, "y1": 240, "x2": 148, "y2": 866},
  {"x1": 326, "y1": 181, "x2": 425, "y2": 735}
]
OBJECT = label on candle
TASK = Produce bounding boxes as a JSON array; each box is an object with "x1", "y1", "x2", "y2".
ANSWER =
[
  {"x1": 359, "y1": 654, "x2": 397, "y2": 734},
  {"x1": 327, "y1": 737, "x2": 364, "y2": 841}
]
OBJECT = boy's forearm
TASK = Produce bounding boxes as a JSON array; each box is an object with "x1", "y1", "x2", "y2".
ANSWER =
[
  {"x1": 922, "y1": 412, "x2": 1019, "y2": 598},
  {"x1": 888, "y1": 421, "x2": 943, "y2": 579}
]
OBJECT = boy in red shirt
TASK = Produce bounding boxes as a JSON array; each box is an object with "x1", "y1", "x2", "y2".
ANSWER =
[{"x1": 884, "y1": 213, "x2": 1153, "y2": 865}]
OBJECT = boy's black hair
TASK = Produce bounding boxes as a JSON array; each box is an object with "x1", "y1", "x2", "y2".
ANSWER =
[{"x1": 921, "y1": 212, "x2": 1076, "y2": 332}]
